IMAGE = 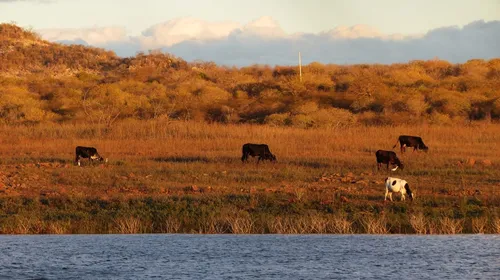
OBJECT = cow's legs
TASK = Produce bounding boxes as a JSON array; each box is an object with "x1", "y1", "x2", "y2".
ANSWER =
[
  {"x1": 241, "y1": 152, "x2": 248, "y2": 162},
  {"x1": 388, "y1": 193, "x2": 393, "y2": 201},
  {"x1": 384, "y1": 188, "x2": 389, "y2": 201},
  {"x1": 377, "y1": 162, "x2": 381, "y2": 170},
  {"x1": 401, "y1": 193, "x2": 406, "y2": 201}
]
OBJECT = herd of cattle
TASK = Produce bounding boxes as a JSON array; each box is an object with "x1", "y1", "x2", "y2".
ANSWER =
[{"x1": 75, "y1": 135, "x2": 428, "y2": 202}]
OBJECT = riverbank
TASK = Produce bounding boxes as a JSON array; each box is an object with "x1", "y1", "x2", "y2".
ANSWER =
[{"x1": 0, "y1": 121, "x2": 499, "y2": 234}]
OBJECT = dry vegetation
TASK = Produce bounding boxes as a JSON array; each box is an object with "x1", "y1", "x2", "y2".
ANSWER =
[
  {"x1": 1, "y1": 24, "x2": 500, "y2": 234},
  {"x1": 1, "y1": 24, "x2": 500, "y2": 129},
  {"x1": 0, "y1": 121, "x2": 499, "y2": 234}
]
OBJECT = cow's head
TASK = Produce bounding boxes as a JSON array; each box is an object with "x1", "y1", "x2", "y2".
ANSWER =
[
  {"x1": 421, "y1": 145, "x2": 429, "y2": 152},
  {"x1": 404, "y1": 183, "x2": 414, "y2": 201},
  {"x1": 265, "y1": 154, "x2": 277, "y2": 162},
  {"x1": 392, "y1": 159, "x2": 404, "y2": 171},
  {"x1": 92, "y1": 154, "x2": 107, "y2": 162}
]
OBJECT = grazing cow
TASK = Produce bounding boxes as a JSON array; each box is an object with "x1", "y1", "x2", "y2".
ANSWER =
[
  {"x1": 241, "y1": 143, "x2": 277, "y2": 163},
  {"x1": 384, "y1": 177, "x2": 415, "y2": 201},
  {"x1": 75, "y1": 146, "x2": 107, "y2": 166},
  {"x1": 393, "y1": 135, "x2": 428, "y2": 153},
  {"x1": 376, "y1": 150, "x2": 404, "y2": 171}
]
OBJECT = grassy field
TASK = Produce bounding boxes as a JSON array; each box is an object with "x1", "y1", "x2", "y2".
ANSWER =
[{"x1": 0, "y1": 120, "x2": 499, "y2": 234}]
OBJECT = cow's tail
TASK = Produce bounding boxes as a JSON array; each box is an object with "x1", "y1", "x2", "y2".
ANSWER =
[{"x1": 392, "y1": 137, "x2": 400, "y2": 149}]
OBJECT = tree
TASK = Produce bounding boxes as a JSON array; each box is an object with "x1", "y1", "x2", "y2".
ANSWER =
[
  {"x1": 82, "y1": 84, "x2": 138, "y2": 129},
  {"x1": 0, "y1": 86, "x2": 53, "y2": 124}
]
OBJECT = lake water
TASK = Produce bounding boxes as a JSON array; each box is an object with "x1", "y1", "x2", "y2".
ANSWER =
[{"x1": 0, "y1": 235, "x2": 498, "y2": 279}]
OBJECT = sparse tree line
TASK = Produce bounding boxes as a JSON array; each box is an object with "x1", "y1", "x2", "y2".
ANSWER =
[{"x1": 1, "y1": 23, "x2": 500, "y2": 128}]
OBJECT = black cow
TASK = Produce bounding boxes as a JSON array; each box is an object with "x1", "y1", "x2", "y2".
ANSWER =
[
  {"x1": 393, "y1": 135, "x2": 428, "y2": 153},
  {"x1": 241, "y1": 143, "x2": 277, "y2": 163},
  {"x1": 75, "y1": 146, "x2": 107, "y2": 166},
  {"x1": 376, "y1": 150, "x2": 404, "y2": 171}
]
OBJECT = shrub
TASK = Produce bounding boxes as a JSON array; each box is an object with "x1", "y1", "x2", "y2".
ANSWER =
[
  {"x1": 289, "y1": 114, "x2": 314, "y2": 128},
  {"x1": 308, "y1": 108, "x2": 356, "y2": 128},
  {"x1": 264, "y1": 113, "x2": 290, "y2": 127}
]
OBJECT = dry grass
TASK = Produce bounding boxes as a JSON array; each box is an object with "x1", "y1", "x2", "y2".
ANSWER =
[
  {"x1": 493, "y1": 218, "x2": 500, "y2": 234},
  {"x1": 114, "y1": 217, "x2": 147, "y2": 234},
  {"x1": 471, "y1": 217, "x2": 489, "y2": 234},
  {"x1": 46, "y1": 221, "x2": 72, "y2": 234},
  {"x1": 329, "y1": 215, "x2": 354, "y2": 234},
  {"x1": 0, "y1": 120, "x2": 499, "y2": 234},
  {"x1": 439, "y1": 217, "x2": 464, "y2": 234},
  {"x1": 410, "y1": 213, "x2": 428, "y2": 234},
  {"x1": 362, "y1": 214, "x2": 389, "y2": 234},
  {"x1": 163, "y1": 217, "x2": 182, "y2": 233},
  {"x1": 226, "y1": 213, "x2": 254, "y2": 234}
]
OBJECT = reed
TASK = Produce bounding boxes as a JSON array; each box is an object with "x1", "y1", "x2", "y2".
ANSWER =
[
  {"x1": 163, "y1": 217, "x2": 182, "y2": 233},
  {"x1": 226, "y1": 213, "x2": 254, "y2": 234},
  {"x1": 471, "y1": 217, "x2": 488, "y2": 234},
  {"x1": 493, "y1": 218, "x2": 500, "y2": 234},
  {"x1": 362, "y1": 214, "x2": 389, "y2": 234},
  {"x1": 328, "y1": 215, "x2": 354, "y2": 234},
  {"x1": 0, "y1": 121, "x2": 499, "y2": 234},
  {"x1": 114, "y1": 217, "x2": 145, "y2": 234},
  {"x1": 439, "y1": 217, "x2": 464, "y2": 234},
  {"x1": 409, "y1": 213, "x2": 428, "y2": 234},
  {"x1": 46, "y1": 221, "x2": 72, "y2": 234}
]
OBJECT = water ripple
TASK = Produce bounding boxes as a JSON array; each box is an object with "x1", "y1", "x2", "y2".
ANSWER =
[{"x1": 0, "y1": 235, "x2": 498, "y2": 280}]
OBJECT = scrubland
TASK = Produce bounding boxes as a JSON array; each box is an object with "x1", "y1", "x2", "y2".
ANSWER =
[
  {"x1": 1, "y1": 23, "x2": 500, "y2": 233},
  {"x1": 0, "y1": 121, "x2": 498, "y2": 234}
]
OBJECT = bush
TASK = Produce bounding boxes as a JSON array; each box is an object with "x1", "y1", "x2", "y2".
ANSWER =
[
  {"x1": 264, "y1": 113, "x2": 290, "y2": 127},
  {"x1": 308, "y1": 108, "x2": 356, "y2": 128},
  {"x1": 289, "y1": 114, "x2": 314, "y2": 128}
]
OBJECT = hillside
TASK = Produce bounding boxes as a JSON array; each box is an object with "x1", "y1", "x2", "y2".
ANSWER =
[{"x1": 1, "y1": 23, "x2": 500, "y2": 127}]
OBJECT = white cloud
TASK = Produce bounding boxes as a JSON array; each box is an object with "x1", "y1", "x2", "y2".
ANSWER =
[
  {"x1": 36, "y1": 18, "x2": 500, "y2": 66},
  {"x1": 231, "y1": 16, "x2": 286, "y2": 39},
  {"x1": 38, "y1": 26, "x2": 128, "y2": 46},
  {"x1": 324, "y1": 24, "x2": 383, "y2": 39},
  {"x1": 138, "y1": 17, "x2": 241, "y2": 49}
]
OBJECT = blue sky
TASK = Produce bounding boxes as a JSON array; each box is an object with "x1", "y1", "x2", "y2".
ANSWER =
[{"x1": 1, "y1": 0, "x2": 499, "y2": 65}]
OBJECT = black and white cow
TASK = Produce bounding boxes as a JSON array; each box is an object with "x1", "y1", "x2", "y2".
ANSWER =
[
  {"x1": 393, "y1": 135, "x2": 428, "y2": 153},
  {"x1": 241, "y1": 143, "x2": 276, "y2": 163},
  {"x1": 75, "y1": 146, "x2": 107, "y2": 166},
  {"x1": 384, "y1": 177, "x2": 415, "y2": 201}
]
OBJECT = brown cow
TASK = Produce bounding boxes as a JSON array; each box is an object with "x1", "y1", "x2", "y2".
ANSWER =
[{"x1": 376, "y1": 150, "x2": 404, "y2": 171}]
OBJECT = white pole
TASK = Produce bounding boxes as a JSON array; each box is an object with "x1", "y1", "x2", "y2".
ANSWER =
[{"x1": 299, "y1": 52, "x2": 302, "y2": 82}]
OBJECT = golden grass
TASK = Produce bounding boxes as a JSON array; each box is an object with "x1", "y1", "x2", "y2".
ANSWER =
[
  {"x1": 114, "y1": 217, "x2": 148, "y2": 234},
  {"x1": 493, "y1": 218, "x2": 500, "y2": 234},
  {"x1": 471, "y1": 217, "x2": 489, "y2": 234},
  {"x1": 439, "y1": 217, "x2": 464, "y2": 234},
  {"x1": 409, "y1": 213, "x2": 428, "y2": 234},
  {"x1": 362, "y1": 214, "x2": 389, "y2": 234},
  {"x1": 0, "y1": 120, "x2": 499, "y2": 234}
]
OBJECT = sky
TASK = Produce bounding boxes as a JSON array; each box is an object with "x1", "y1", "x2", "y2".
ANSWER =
[{"x1": 1, "y1": 0, "x2": 500, "y2": 65}]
